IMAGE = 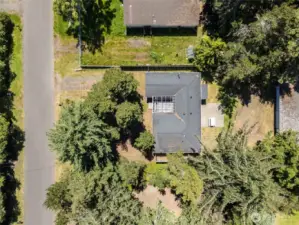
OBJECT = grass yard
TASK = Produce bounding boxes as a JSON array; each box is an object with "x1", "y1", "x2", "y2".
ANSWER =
[
  {"x1": 234, "y1": 96, "x2": 274, "y2": 146},
  {"x1": 82, "y1": 0, "x2": 198, "y2": 65},
  {"x1": 9, "y1": 14, "x2": 24, "y2": 224},
  {"x1": 82, "y1": 35, "x2": 197, "y2": 66},
  {"x1": 276, "y1": 213, "x2": 299, "y2": 225}
]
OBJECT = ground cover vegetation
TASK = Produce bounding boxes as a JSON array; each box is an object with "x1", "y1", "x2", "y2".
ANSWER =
[
  {"x1": 0, "y1": 13, "x2": 24, "y2": 224},
  {"x1": 195, "y1": 1, "x2": 299, "y2": 117}
]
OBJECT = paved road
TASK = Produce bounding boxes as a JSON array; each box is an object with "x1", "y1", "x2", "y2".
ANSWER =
[{"x1": 23, "y1": 0, "x2": 55, "y2": 225}]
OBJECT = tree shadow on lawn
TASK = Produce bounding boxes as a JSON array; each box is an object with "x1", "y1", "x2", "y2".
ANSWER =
[
  {"x1": 216, "y1": 78, "x2": 293, "y2": 118},
  {"x1": 65, "y1": 0, "x2": 116, "y2": 54}
]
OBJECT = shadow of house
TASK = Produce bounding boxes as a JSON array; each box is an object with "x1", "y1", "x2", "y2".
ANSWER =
[
  {"x1": 145, "y1": 72, "x2": 207, "y2": 159},
  {"x1": 123, "y1": 0, "x2": 201, "y2": 36}
]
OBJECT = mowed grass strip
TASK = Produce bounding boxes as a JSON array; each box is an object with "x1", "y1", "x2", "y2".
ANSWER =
[{"x1": 9, "y1": 14, "x2": 24, "y2": 225}]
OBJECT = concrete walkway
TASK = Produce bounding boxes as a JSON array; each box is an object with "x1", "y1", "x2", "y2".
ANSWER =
[{"x1": 23, "y1": 0, "x2": 55, "y2": 224}]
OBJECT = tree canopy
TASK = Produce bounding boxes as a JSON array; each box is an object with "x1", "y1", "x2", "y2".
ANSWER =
[
  {"x1": 256, "y1": 131, "x2": 299, "y2": 195},
  {"x1": 168, "y1": 153, "x2": 203, "y2": 204},
  {"x1": 85, "y1": 69, "x2": 140, "y2": 120},
  {"x1": 119, "y1": 160, "x2": 146, "y2": 191},
  {"x1": 48, "y1": 101, "x2": 119, "y2": 171},
  {"x1": 116, "y1": 101, "x2": 143, "y2": 129},
  {"x1": 139, "y1": 202, "x2": 177, "y2": 225},
  {"x1": 195, "y1": 3, "x2": 299, "y2": 114},
  {"x1": 54, "y1": 0, "x2": 115, "y2": 53},
  {"x1": 45, "y1": 164, "x2": 143, "y2": 225},
  {"x1": 134, "y1": 131, "x2": 155, "y2": 155},
  {"x1": 188, "y1": 127, "x2": 292, "y2": 224}
]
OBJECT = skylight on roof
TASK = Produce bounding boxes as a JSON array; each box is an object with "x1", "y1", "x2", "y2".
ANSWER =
[{"x1": 152, "y1": 96, "x2": 175, "y2": 113}]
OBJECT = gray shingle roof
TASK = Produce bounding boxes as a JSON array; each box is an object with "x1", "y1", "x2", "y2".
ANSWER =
[
  {"x1": 123, "y1": 0, "x2": 201, "y2": 27},
  {"x1": 146, "y1": 72, "x2": 202, "y2": 154}
]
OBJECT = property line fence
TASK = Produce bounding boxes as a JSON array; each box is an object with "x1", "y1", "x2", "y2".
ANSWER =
[{"x1": 81, "y1": 64, "x2": 198, "y2": 71}]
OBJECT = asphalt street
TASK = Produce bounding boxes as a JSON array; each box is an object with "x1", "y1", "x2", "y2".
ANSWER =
[{"x1": 23, "y1": 0, "x2": 55, "y2": 224}]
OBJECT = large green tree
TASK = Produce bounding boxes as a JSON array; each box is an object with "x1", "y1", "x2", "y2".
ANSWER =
[
  {"x1": 195, "y1": 4, "x2": 299, "y2": 114},
  {"x1": 116, "y1": 101, "x2": 143, "y2": 129},
  {"x1": 0, "y1": 13, "x2": 13, "y2": 93},
  {"x1": 203, "y1": 0, "x2": 295, "y2": 37},
  {"x1": 45, "y1": 164, "x2": 142, "y2": 225},
  {"x1": 119, "y1": 160, "x2": 146, "y2": 191},
  {"x1": 85, "y1": 69, "x2": 139, "y2": 120},
  {"x1": 255, "y1": 131, "x2": 299, "y2": 195},
  {"x1": 168, "y1": 153, "x2": 203, "y2": 204},
  {"x1": 188, "y1": 127, "x2": 292, "y2": 224},
  {"x1": 54, "y1": 0, "x2": 115, "y2": 53},
  {"x1": 48, "y1": 101, "x2": 119, "y2": 171},
  {"x1": 134, "y1": 131, "x2": 155, "y2": 155}
]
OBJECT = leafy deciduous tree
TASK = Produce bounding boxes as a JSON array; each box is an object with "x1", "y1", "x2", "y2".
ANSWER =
[
  {"x1": 134, "y1": 131, "x2": 155, "y2": 154},
  {"x1": 168, "y1": 152, "x2": 203, "y2": 204},
  {"x1": 54, "y1": 0, "x2": 115, "y2": 53},
  {"x1": 116, "y1": 101, "x2": 143, "y2": 129}
]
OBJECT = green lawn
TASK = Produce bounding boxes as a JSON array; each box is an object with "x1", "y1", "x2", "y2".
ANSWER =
[
  {"x1": 276, "y1": 212, "x2": 299, "y2": 225},
  {"x1": 9, "y1": 14, "x2": 24, "y2": 224},
  {"x1": 81, "y1": 35, "x2": 197, "y2": 66}
]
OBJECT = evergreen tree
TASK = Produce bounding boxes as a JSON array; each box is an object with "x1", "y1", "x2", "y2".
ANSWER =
[
  {"x1": 139, "y1": 202, "x2": 177, "y2": 225},
  {"x1": 45, "y1": 164, "x2": 142, "y2": 225},
  {"x1": 256, "y1": 131, "x2": 299, "y2": 195},
  {"x1": 188, "y1": 127, "x2": 291, "y2": 224},
  {"x1": 119, "y1": 160, "x2": 146, "y2": 191},
  {"x1": 48, "y1": 101, "x2": 119, "y2": 171}
]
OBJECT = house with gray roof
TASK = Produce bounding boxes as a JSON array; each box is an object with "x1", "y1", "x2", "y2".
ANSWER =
[
  {"x1": 123, "y1": 0, "x2": 201, "y2": 33},
  {"x1": 146, "y1": 72, "x2": 207, "y2": 154}
]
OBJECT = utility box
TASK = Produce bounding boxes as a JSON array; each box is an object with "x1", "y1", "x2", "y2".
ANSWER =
[{"x1": 208, "y1": 117, "x2": 216, "y2": 127}]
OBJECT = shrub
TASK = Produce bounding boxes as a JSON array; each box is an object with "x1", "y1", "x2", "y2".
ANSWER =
[
  {"x1": 134, "y1": 131, "x2": 155, "y2": 154},
  {"x1": 145, "y1": 163, "x2": 170, "y2": 190}
]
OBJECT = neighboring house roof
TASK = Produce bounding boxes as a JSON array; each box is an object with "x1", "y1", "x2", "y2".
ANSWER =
[
  {"x1": 146, "y1": 72, "x2": 202, "y2": 154},
  {"x1": 123, "y1": 0, "x2": 201, "y2": 27}
]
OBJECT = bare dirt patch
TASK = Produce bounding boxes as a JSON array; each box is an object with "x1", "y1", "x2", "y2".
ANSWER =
[
  {"x1": 135, "y1": 52, "x2": 150, "y2": 62},
  {"x1": 127, "y1": 38, "x2": 151, "y2": 48},
  {"x1": 54, "y1": 36, "x2": 77, "y2": 58},
  {"x1": 135, "y1": 185, "x2": 182, "y2": 217},
  {"x1": 234, "y1": 96, "x2": 274, "y2": 146},
  {"x1": 117, "y1": 140, "x2": 150, "y2": 163}
]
